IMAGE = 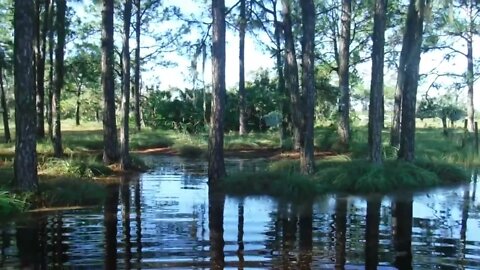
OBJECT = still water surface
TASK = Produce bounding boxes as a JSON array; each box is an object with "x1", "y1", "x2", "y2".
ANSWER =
[{"x1": 1, "y1": 155, "x2": 480, "y2": 269}]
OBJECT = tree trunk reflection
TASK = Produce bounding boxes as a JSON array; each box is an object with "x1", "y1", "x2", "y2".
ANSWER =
[
  {"x1": 393, "y1": 197, "x2": 413, "y2": 270},
  {"x1": 334, "y1": 197, "x2": 347, "y2": 269},
  {"x1": 365, "y1": 198, "x2": 381, "y2": 270},
  {"x1": 104, "y1": 184, "x2": 119, "y2": 270},
  {"x1": 209, "y1": 190, "x2": 225, "y2": 270}
]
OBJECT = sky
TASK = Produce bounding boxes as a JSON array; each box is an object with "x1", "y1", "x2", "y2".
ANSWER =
[{"x1": 72, "y1": 1, "x2": 478, "y2": 111}]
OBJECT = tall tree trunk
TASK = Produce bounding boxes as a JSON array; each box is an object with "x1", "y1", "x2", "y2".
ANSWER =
[
  {"x1": 14, "y1": 0, "x2": 38, "y2": 191},
  {"x1": 466, "y1": 35, "x2": 474, "y2": 132},
  {"x1": 281, "y1": 0, "x2": 302, "y2": 151},
  {"x1": 300, "y1": 0, "x2": 316, "y2": 175},
  {"x1": 102, "y1": 0, "x2": 118, "y2": 164},
  {"x1": 272, "y1": 1, "x2": 288, "y2": 149},
  {"x1": 368, "y1": 0, "x2": 387, "y2": 165},
  {"x1": 398, "y1": 0, "x2": 426, "y2": 162},
  {"x1": 52, "y1": 0, "x2": 66, "y2": 158},
  {"x1": 208, "y1": 0, "x2": 227, "y2": 184},
  {"x1": 134, "y1": 0, "x2": 142, "y2": 131},
  {"x1": 75, "y1": 83, "x2": 82, "y2": 126},
  {"x1": 47, "y1": 0, "x2": 54, "y2": 140},
  {"x1": 34, "y1": 0, "x2": 44, "y2": 139},
  {"x1": 120, "y1": 0, "x2": 132, "y2": 170},
  {"x1": 337, "y1": 0, "x2": 352, "y2": 149},
  {"x1": 0, "y1": 66, "x2": 11, "y2": 143},
  {"x1": 208, "y1": 191, "x2": 225, "y2": 269},
  {"x1": 238, "y1": 0, "x2": 247, "y2": 135}
]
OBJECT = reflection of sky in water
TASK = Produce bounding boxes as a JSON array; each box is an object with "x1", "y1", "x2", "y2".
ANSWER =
[{"x1": 1, "y1": 155, "x2": 479, "y2": 269}]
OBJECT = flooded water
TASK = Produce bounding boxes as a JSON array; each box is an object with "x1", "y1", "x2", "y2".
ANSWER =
[{"x1": 1, "y1": 155, "x2": 480, "y2": 269}]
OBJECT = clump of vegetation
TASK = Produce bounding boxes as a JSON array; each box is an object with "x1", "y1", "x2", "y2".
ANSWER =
[
  {"x1": 0, "y1": 191, "x2": 26, "y2": 216},
  {"x1": 38, "y1": 157, "x2": 113, "y2": 177},
  {"x1": 224, "y1": 159, "x2": 468, "y2": 198},
  {"x1": 37, "y1": 178, "x2": 106, "y2": 207}
]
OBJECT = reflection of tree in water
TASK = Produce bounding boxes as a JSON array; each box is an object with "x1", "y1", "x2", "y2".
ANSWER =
[
  {"x1": 298, "y1": 201, "x2": 313, "y2": 269},
  {"x1": 237, "y1": 199, "x2": 245, "y2": 269},
  {"x1": 334, "y1": 197, "x2": 347, "y2": 269},
  {"x1": 208, "y1": 190, "x2": 225, "y2": 270},
  {"x1": 104, "y1": 184, "x2": 119, "y2": 269},
  {"x1": 121, "y1": 178, "x2": 132, "y2": 269},
  {"x1": 365, "y1": 198, "x2": 381, "y2": 270},
  {"x1": 134, "y1": 177, "x2": 142, "y2": 268},
  {"x1": 393, "y1": 196, "x2": 413, "y2": 270}
]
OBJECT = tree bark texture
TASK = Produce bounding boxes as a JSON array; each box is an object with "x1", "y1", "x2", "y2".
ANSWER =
[
  {"x1": 134, "y1": 0, "x2": 142, "y2": 131},
  {"x1": 368, "y1": 0, "x2": 387, "y2": 165},
  {"x1": 238, "y1": 0, "x2": 247, "y2": 135},
  {"x1": 467, "y1": 34, "x2": 474, "y2": 132},
  {"x1": 300, "y1": 0, "x2": 316, "y2": 175},
  {"x1": 272, "y1": 1, "x2": 288, "y2": 149},
  {"x1": 75, "y1": 83, "x2": 82, "y2": 126},
  {"x1": 0, "y1": 66, "x2": 11, "y2": 143},
  {"x1": 281, "y1": 0, "x2": 302, "y2": 151},
  {"x1": 35, "y1": 0, "x2": 49, "y2": 139},
  {"x1": 120, "y1": 0, "x2": 133, "y2": 170},
  {"x1": 47, "y1": 0, "x2": 54, "y2": 140},
  {"x1": 208, "y1": 0, "x2": 227, "y2": 184},
  {"x1": 52, "y1": 0, "x2": 66, "y2": 157},
  {"x1": 337, "y1": 0, "x2": 352, "y2": 149},
  {"x1": 398, "y1": 0, "x2": 426, "y2": 162},
  {"x1": 102, "y1": 0, "x2": 118, "y2": 164},
  {"x1": 14, "y1": 0, "x2": 38, "y2": 191}
]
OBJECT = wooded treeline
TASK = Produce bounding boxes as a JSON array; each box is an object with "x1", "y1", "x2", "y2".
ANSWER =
[{"x1": 0, "y1": 0, "x2": 478, "y2": 189}]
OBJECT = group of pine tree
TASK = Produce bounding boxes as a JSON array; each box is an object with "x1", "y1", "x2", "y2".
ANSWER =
[{"x1": 3, "y1": 0, "x2": 478, "y2": 191}]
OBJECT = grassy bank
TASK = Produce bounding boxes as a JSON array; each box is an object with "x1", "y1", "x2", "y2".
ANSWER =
[{"x1": 223, "y1": 158, "x2": 469, "y2": 199}]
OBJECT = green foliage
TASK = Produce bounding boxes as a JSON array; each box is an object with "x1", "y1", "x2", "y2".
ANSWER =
[
  {"x1": 38, "y1": 178, "x2": 106, "y2": 207},
  {"x1": 224, "y1": 159, "x2": 468, "y2": 199},
  {"x1": 172, "y1": 144, "x2": 205, "y2": 158},
  {"x1": 39, "y1": 157, "x2": 113, "y2": 178},
  {"x1": 0, "y1": 191, "x2": 25, "y2": 217}
]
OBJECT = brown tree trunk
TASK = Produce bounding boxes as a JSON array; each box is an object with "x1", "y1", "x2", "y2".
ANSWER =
[
  {"x1": 467, "y1": 35, "x2": 474, "y2": 132},
  {"x1": 238, "y1": 0, "x2": 247, "y2": 135},
  {"x1": 272, "y1": 1, "x2": 288, "y2": 149},
  {"x1": 368, "y1": 0, "x2": 386, "y2": 165},
  {"x1": 337, "y1": 0, "x2": 351, "y2": 149},
  {"x1": 47, "y1": 0, "x2": 54, "y2": 140},
  {"x1": 281, "y1": 0, "x2": 302, "y2": 151},
  {"x1": 134, "y1": 0, "x2": 142, "y2": 131},
  {"x1": 102, "y1": 0, "x2": 118, "y2": 164},
  {"x1": 75, "y1": 83, "x2": 82, "y2": 126},
  {"x1": 34, "y1": 0, "x2": 45, "y2": 139},
  {"x1": 300, "y1": 0, "x2": 316, "y2": 175},
  {"x1": 120, "y1": 0, "x2": 133, "y2": 170},
  {"x1": 14, "y1": 0, "x2": 38, "y2": 191},
  {"x1": 208, "y1": 0, "x2": 227, "y2": 184},
  {"x1": 52, "y1": 0, "x2": 66, "y2": 158},
  {"x1": 398, "y1": 0, "x2": 426, "y2": 162},
  {"x1": 209, "y1": 191, "x2": 225, "y2": 269},
  {"x1": 0, "y1": 66, "x2": 11, "y2": 143}
]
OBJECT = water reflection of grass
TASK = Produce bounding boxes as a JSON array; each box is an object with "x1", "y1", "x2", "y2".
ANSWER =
[{"x1": 224, "y1": 159, "x2": 468, "y2": 199}]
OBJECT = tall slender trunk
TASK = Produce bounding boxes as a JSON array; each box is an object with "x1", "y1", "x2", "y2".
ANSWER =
[
  {"x1": 0, "y1": 67, "x2": 11, "y2": 143},
  {"x1": 300, "y1": 0, "x2": 316, "y2": 175},
  {"x1": 393, "y1": 197, "x2": 413, "y2": 270},
  {"x1": 134, "y1": 0, "x2": 142, "y2": 131},
  {"x1": 47, "y1": 0, "x2": 54, "y2": 140},
  {"x1": 14, "y1": 0, "x2": 38, "y2": 191},
  {"x1": 75, "y1": 83, "x2": 82, "y2": 126},
  {"x1": 368, "y1": 0, "x2": 387, "y2": 164},
  {"x1": 238, "y1": 0, "x2": 247, "y2": 135},
  {"x1": 337, "y1": 0, "x2": 351, "y2": 149},
  {"x1": 272, "y1": 1, "x2": 288, "y2": 149},
  {"x1": 398, "y1": 0, "x2": 426, "y2": 162},
  {"x1": 52, "y1": 0, "x2": 66, "y2": 158},
  {"x1": 208, "y1": 0, "x2": 227, "y2": 184},
  {"x1": 102, "y1": 0, "x2": 118, "y2": 164},
  {"x1": 281, "y1": 0, "x2": 302, "y2": 151},
  {"x1": 120, "y1": 0, "x2": 132, "y2": 170},
  {"x1": 466, "y1": 35, "x2": 474, "y2": 132},
  {"x1": 34, "y1": 0, "x2": 44, "y2": 139}
]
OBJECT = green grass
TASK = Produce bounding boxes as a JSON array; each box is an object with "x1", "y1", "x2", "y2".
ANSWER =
[{"x1": 223, "y1": 159, "x2": 468, "y2": 199}]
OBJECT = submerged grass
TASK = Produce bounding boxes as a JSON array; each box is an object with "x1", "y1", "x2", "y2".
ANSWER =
[{"x1": 224, "y1": 159, "x2": 468, "y2": 199}]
